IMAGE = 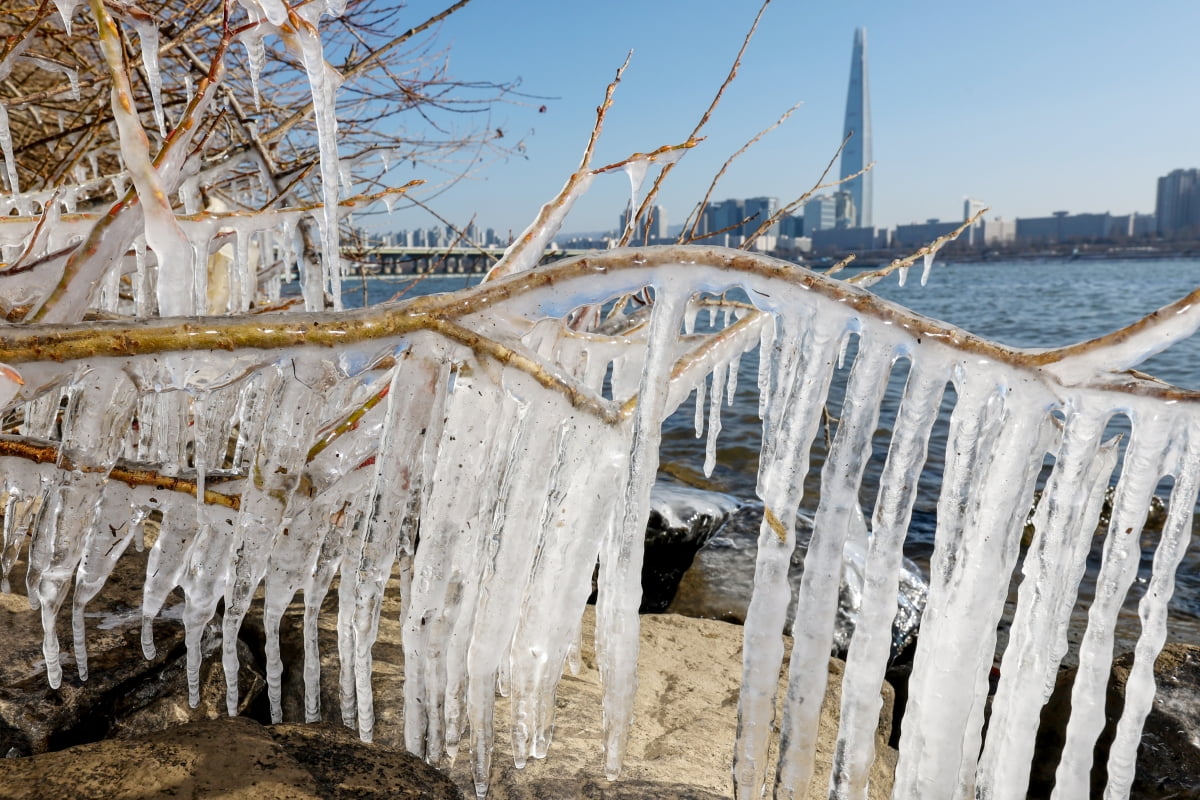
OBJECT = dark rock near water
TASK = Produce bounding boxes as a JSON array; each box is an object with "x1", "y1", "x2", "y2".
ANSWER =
[
  {"x1": 640, "y1": 484, "x2": 740, "y2": 613},
  {"x1": 668, "y1": 502, "x2": 928, "y2": 662},
  {"x1": 1029, "y1": 642, "x2": 1200, "y2": 798},
  {"x1": 0, "y1": 549, "x2": 264, "y2": 757},
  {"x1": 0, "y1": 716, "x2": 463, "y2": 800}
]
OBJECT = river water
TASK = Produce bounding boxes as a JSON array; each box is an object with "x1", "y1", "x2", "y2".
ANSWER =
[{"x1": 341, "y1": 256, "x2": 1200, "y2": 656}]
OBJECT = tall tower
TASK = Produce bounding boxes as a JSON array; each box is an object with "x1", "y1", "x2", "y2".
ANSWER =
[{"x1": 840, "y1": 27, "x2": 872, "y2": 228}]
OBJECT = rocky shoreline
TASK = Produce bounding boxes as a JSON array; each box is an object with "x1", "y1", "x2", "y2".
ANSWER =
[{"x1": 0, "y1": 541, "x2": 898, "y2": 799}]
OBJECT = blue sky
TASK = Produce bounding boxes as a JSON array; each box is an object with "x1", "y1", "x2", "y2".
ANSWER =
[{"x1": 367, "y1": 0, "x2": 1200, "y2": 238}]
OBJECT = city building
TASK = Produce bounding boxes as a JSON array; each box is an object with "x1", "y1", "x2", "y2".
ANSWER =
[
  {"x1": 804, "y1": 194, "x2": 838, "y2": 235},
  {"x1": 893, "y1": 219, "x2": 963, "y2": 250},
  {"x1": 619, "y1": 203, "x2": 669, "y2": 244},
  {"x1": 812, "y1": 226, "x2": 886, "y2": 253},
  {"x1": 840, "y1": 27, "x2": 873, "y2": 228},
  {"x1": 1156, "y1": 168, "x2": 1200, "y2": 238},
  {"x1": 1016, "y1": 211, "x2": 1115, "y2": 244},
  {"x1": 963, "y1": 198, "x2": 986, "y2": 245},
  {"x1": 743, "y1": 196, "x2": 780, "y2": 248},
  {"x1": 697, "y1": 198, "x2": 745, "y2": 245},
  {"x1": 979, "y1": 217, "x2": 1016, "y2": 245},
  {"x1": 778, "y1": 214, "x2": 804, "y2": 239},
  {"x1": 834, "y1": 190, "x2": 857, "y2": 229}
]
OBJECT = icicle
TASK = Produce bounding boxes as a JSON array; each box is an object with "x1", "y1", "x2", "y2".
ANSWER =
[
  {"x1": 975, "y1": 403, "x2": 1116, "y2": 797},
  {"x1": 735, "y1": 309, "x2": 842, "y2": 800},
  {"x1": 53, "y1": 0, "x2": 81, "y2": 33},
  {"x1": 830, "y1": 357, "x2": 946, "y2": 798},
  {"x1": 704, "y1": 366, "x2": 724, "y2": 477},
  {"x1": 726, "y1": 353, "x2": 741, "y2": 406},
  {"x1": 1105, "y1": 420, "x2": 1200, "y2": 797},
  {"x1": 243, "y1": 32, "x2": 266, "y2": 112},
  {"x1": 774, "y1": 333, "x2": 894, "y2": 798},
  {"x1": 403, "y1": 366, "x2": 503, "y2": 763},
  {"x1": 594, "y1": 289, "x2": 685, "y2": 783},
  {"x1": 920, "y1": 248, "x2": 937, "y2": 286},
  {"x1": 0, "y1": 104, "x2": 21, "y2": 200},
  {"x1": 344, "y1": 352, "x2": 444, "y2": 741},
  {"x1": 221, "y1": 364, "x2": 328, "y2": 714},
  {"x1": 72, "y1": 485, "x2": 145, "y2": 681},
  {"x1": 693, "y1": 376, "x2": 706, "y2": 438},
  {"x1": 179, "y1": 506, "x2": 237, "y2": 707},
  {"x1": 1053, "y1": 413, "x2": 1174, "y2": 798},
  {"x1": 894, "y1": 370, "x2": 1051, "y2": 800},
  {"x1": 293, "y1": 21, "x2": 345, "y2": 310},
  {"x1": 30, "y1": 366, "x2": 137, "y2": 689},
  {"x1": 621, "y1": 159, "x2": 650, "y2": 242},
  {"x1": 509, "y1": 411, "x2": 623, "y2": 768},
  {"x1": 0, "y1": 463, "x2": 55, "y2": 593},
  {"x1": 465, "y1": 373, "x2": 572, "y2": 795}
]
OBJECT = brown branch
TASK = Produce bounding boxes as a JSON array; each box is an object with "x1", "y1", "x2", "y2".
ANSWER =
[
  {"x1": 4, "y1": 245, "x2": 1200, "y2": 406},
  {"x1": 848, "y1": 207, "x2": 987, "y2": 287},
  {"x1": 683, "y1": 101, "x2": 802, "y2": 243},
  {"x1": 623, "y1": 0, "x2": 772, "y2": 247},
  {"x1": 0, "y1": 436, "x2": 240, "y2": 509},
  {"x1": 262, "y1": 0, "x2": 476, "y2": 145}
]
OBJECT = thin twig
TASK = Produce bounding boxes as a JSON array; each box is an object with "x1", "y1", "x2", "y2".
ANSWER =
[
  {"x1": 622, "y1": 0, "x2": 772, "y2": 247},
  {"x1": 683, "y1": 101, "x2": 802, "y2": 243}
]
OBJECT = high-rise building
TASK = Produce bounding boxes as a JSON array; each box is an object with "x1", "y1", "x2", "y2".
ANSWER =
[
  {"x1": 963, "y1": 198, "x2": 986, "y2": 245},
  {"x1": 804, "y1": 194, "x2": 838, "y2": 234},
  {"x1": 699, "y1": 198, "x2": 746, "y2": 245},
  {"x1": 742, "y1": 196, "x2": 779, "y2": 238},
  {"x1": 840, "y1": 28, "x2": 872, "y2": 228},
  {"x1": 620, "y1": 203, "x2": 671, "y2": 244},
  {"x1": 1156, "y1": 168, "x2": 1200, "y2": 238}
]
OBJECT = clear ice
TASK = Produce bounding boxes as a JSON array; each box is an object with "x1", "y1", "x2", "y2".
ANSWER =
[{"x1": 1, "y1": 6, "x2": 1198, "y2": 799}]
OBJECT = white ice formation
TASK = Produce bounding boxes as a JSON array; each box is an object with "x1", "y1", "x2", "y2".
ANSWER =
[
  {"x1": 1, "y1": 244, "x2": 1198, "y2": 800},
  {"x1": 1, "y1": 4, "x2": 1198, "y2": 799}
]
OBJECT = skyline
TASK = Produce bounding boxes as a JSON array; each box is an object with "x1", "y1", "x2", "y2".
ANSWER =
[{"x1": 366, "y1": 1, "x2": 1200, "y2": 237}]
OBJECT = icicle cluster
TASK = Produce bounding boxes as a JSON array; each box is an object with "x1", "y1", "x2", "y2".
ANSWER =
[
  {"x1": 1, "y1": 246, "x2": 1198, "y2": 800},
  {"x1": 1, "y1": 3, "x2": 1197, "y2": 798}
]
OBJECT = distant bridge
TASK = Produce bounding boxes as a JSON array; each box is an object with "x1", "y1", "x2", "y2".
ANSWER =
[{"x1": 348, "y1": 246, "x2": 590, "y2": 276}]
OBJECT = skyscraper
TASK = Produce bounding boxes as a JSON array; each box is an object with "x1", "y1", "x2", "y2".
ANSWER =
[
  {"x1": 1156, "y1": 168, "x2": 1200, "y2": 238},
  {"x1": 840, "y1": 28, "x2": 872, "y2": 228}
]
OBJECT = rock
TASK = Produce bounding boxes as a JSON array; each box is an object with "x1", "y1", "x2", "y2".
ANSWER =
[
  {"x1": 448, "y1": 609, "x2": 897, "y2": 799},
  {"x1": 640, "y1": 484, "x2": 740, "y2": 612},
  {"x1": 1029, "y1": 642, "x2": 1200, "y2": 798},
  {"x1": 668, "y1": 503, "x2": 928, "y2": 661},
  {"x1": 0, "y1": 548, "x2": 264, "y2": 756},
  {"x1": 0, "y1": 715, "x2": 462, "y2": 799},
  {"x1": 269, "y1": 721, "x2": 464, "y2": 799},
  {"x1": 266, "y1": 586, "x2": 897, "y2": 799}
]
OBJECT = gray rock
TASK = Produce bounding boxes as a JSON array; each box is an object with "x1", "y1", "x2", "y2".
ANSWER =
[
  {"x1": 641, "y1": 484, "x2": 740, "y2": 612},
  {"x1": 264, "y1": 588, "x2": 897, "y2": 799},
  {"x1": 669, "y1": 502, "x2": 928, "y2": 661},
  {"x1": 1029, "y1": 642, "x2": 1200, "y2": 798},
  {"x1": 0, "y1": 549, "x2": 263, "y2": 756},
  {"x1": 0, "y1": 716, "x2": 462, "y2": 800}
]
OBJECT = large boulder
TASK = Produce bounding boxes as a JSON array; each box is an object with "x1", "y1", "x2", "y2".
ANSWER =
[
  {"x1": 269, "y1": 590, "x2": 897, "y2": 799},
  {"x1": 669, "y1": 503, "x2": 927, "y2": 661},
  {"x1": 0, "y1": 549, "x2": 264, "y2": 756},
  {"x1": 0, "y1": 715, "x2": 462, "y2": 799},
  {"x1": 640, "y1": 484, "x2": 740, "y2": 612},
  {"x1": 1029, "y1": 642, "x2": 1200, "y2": 798},
  {"x1": 452, "y1": 610, "x2": 897, "y2": 798}
]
